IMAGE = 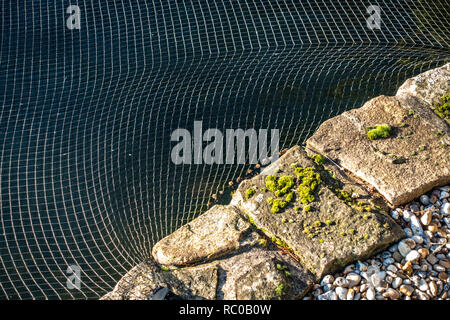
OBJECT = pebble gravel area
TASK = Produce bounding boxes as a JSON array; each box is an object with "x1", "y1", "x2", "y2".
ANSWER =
[{"x1": 305, "y1": 185, "x2": 450, "y2": 300}]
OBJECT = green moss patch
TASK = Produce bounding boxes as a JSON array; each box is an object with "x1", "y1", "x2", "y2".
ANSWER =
[
  {"x1": 432, "y1": 93, "x2": 450, "y2": 123},
  {"x1": 245, "y1": 187, "x2": 256, "y2": 199},
  {"x1": 295, "y1": 167, "x2": 322, "y2": 205},
  {"x1": 366, "y1": 124, "x2": 392, "y2": 140}
]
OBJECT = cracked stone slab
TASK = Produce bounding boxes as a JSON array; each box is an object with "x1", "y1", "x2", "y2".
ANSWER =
[
  {"x1": 306, "y1": 94, "x2": 450, "y2": 206},
  {"x1": 396, "y1": 63, "x2": 450, "y2": 106},
  {"x1": 217, "y1": 245, "x2": 314, "y2": 300},
  {"x1": 231, "y1": 146, "x2": 404, "y2": 279},
  {"x1": 100, "y1": 259, "x2": 218, "y2": 300},
  {"x1": 102, "y1": 234, "x2": 314, "y2": 300},
  {"x1": 152, "y1": 205, "x2": 254, "y2": 266}
]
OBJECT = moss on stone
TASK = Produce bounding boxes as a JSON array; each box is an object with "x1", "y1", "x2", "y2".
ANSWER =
[
  {"x1": 313, "y1": 154, "x2": 324, "y2": 166},
  {"x1": 275, "y1": 283, "x2": 286, "y2": 297},
  {"x1": 295, "y1": 166, "x2": 321, "y2": 205},
  {"x1": 367, "y1": 124, "x2": 392, "y2": 140},
  {"x1": 259, "y1": 238, "x2": 267, "y2": 247},
  {"x1": 285, "y1": 192, "x2": 294, "y2": 203},
  {"x1": 432, "y1": 94, "x2": 449, "y2": 123},
  {"x1": 245, "y1": 187, "x2": 256, "y2": 199},
  {"x1": 270, "y1": 198, "x2": 287, "y2": 213},
  {"x1": 276, "y1": 264, "x2": 288, "y2": 271}
]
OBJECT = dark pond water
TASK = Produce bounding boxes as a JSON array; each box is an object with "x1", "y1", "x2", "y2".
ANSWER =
[{"x1": 0, "y1": 0, "x2": 449, "y2": 299}]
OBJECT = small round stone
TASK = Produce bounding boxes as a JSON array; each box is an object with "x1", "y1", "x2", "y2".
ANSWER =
[
  {"x1": 398, "y1": 239, "x2": 416, "y2": 257},
  {"x1": 346, "y1": 288, "x2": 355, "y2": 300},
  {"x1": 441, "y1": 203, "x2": 449, "y2": 215},
  {"x1": 405, "y1": 250, "x2": 421, "y2": 262},
  {"x1": 429, "y1": 281, "x2": 438, "y2": 297},
  {"x1": 333, "y1": 277, "x2": 349, "y2": 288},
  {"x1": 402, "y1": 211, "x2": 412, "y2": 222},
  {"x1": 399, "y1": 284, "x2": 414, "y2": 297},
  {"x1": 412, "y1": 235, "x2": 424, "y2": 244},
  {"x1": 392, "y1": 277, "x2": 402, "y2": 289},
  {"x1": 417, "y1": 279, "x2": 428, "y2": 292},
  {"x1": 346, "y1": 273, "x2": 361, "y2": 287},
  {"x1": 366, "y1": 287, "x2": 376, "y2": 300},
  {"x1": 420, "y1": 195, "x2": 430, "y2": 205},
  {"x1": 418, "y1": 248, "x2": 429, "y2": 259},
  {"x1": 336, "y1": 287, "x2": 348, "y2": 300},
  {"x1": 421, "y1": 211, "x2": 432, "y2": 226},
  {"x1": 321, "y1": 274, "x2": 334, "y2": 285},
  {"x1": 383, "y1": 288, "x2": 400, "y2": 300}
]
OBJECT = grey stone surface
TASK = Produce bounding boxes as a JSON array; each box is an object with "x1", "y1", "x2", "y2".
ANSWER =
[
  {"x1": 306, "y1": 94, "x2": 449, "y2": 206},
  {"x1": 396, "y1": 63, "x2": 449, "y2": 106},
  {"x1": 152, "y1": 205, "x2": 253, "y2": 266},
  {"x1": 100, "y1": 258, "x2": 218, "y2": 300},
  {"x1": 102, "y1": 240, "x2": 314, "y2": 300},
  {"x1": 231, "y1": 146, "x2": 404, "y2": 279},
  {"x1": 217, "y1": 245, "x2": 314, "y2": 300}
]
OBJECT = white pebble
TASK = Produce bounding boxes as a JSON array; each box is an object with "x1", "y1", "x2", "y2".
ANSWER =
[
  {"x1": 440, "y1": 191, "x2": 449, "y2": 200},
  {"x1": 318, "y1": 290, "x2": 338, "y2": 300},
  {"x1": 336, "y1": 287, "x2": 348, "y2": 300},
  {"x1": 403, "y1": 210, "x2": 412, "y2": 222},
  {"x1": 346, "y1": 273, "x2": 361, "y2": 287},
  {"x1": 410, "y1": 215, "x2": 424, "y2": 236},
  {"x1": 321, "y1": 274, "x2": 334, "y2": 285},
  {"x1": 392, "y1": 277, "x2": 402, "y2": 289},
  {"x1": 405, "y1": 250, "x2": 421, "y2": 262},
  {"x1": 441, "y1": 203, "x2": 449, "y2": 215},
  {"x1": 333, "y1": 277, "x2": 349, "y2": 288},
  {"x1": 366, "y1": 287, "x2": 376, "y2": 300},
  {"x1": 412, "y1": 235, "x2": 424, "y2": 244}
]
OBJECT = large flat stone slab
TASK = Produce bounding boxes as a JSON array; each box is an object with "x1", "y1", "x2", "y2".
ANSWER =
[
  {"x1": 306, "y1": 94, "x2": 449, "y2": 206},
  {"x1": 231, "y1": 146, "x2": 404, "y2": 279},
  {"x1": 152, "y1": 205, "x2": 253, "y2": 266},
  {"x1": 100, "y1": 259, "x2": 218, "y2": 300},
  {"x1": 217, "y1": 245, "x2": 314, "y2": 300},
  {"x1": 102, "y1": 238, "x2": 314, "y2": 300},
  {"x1": 397, "y1": 63, "x2": 449, "y2": 106}
]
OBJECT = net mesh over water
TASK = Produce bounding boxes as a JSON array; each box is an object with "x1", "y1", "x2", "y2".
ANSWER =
[{"x1": 0, "y1": 0, "x2": 449, "y2": 299}]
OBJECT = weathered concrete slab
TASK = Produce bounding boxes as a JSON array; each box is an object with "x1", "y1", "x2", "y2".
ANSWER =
[
  {"x1": 102, "y1": 237, "x2": 314, "y2": 300},
  {"x1": 152, "y1": 205, "x2": 253, "y2": 266},
  {"x1": 231, "y1": 146, "x2": 404, "y2": 279},
  {"x1": 100, "y1": 259, "x2": 218, "y2": 300},
  {"x1": 306, "y1": 94, "x2": 450, "y2": 206},
  {"x1": 217, "y1": 245, "x2": 314, "y2": 300},
  {"x1": 397, "y1": 63, "x2": 449, "y2": 106}
]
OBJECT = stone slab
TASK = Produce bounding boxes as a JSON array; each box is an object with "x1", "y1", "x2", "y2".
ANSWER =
[
  {"x1": 396, "y1": 63, "x2": 449, "y2": 106},
  {"x1": 217, "y1": 245, "x2": 314, "y2": 300},
  {"x1": 152, "y1": 205, "x2": 253, "y2": 266},
  {"x1": 231, "y1": 146, "x2": 404, "y2": 279},
  {"x1": 102, "y1": 237, "x2": 314, "y2": 300},
  {"x1": 306, "y1": 94, "x2": 449, "y2": 206},
  {"x1": 100, "y1": 259, "x2": 218, "y2": 300}
]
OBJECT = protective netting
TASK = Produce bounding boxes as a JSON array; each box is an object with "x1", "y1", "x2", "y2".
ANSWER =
[{"x1": 0, "y1": 0, "x2": 449, "y2": 299}]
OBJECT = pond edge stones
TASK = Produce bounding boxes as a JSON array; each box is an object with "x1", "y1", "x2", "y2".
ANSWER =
[{"x1": 102, "y1": 63, "x2": 449, "y2": 300}]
